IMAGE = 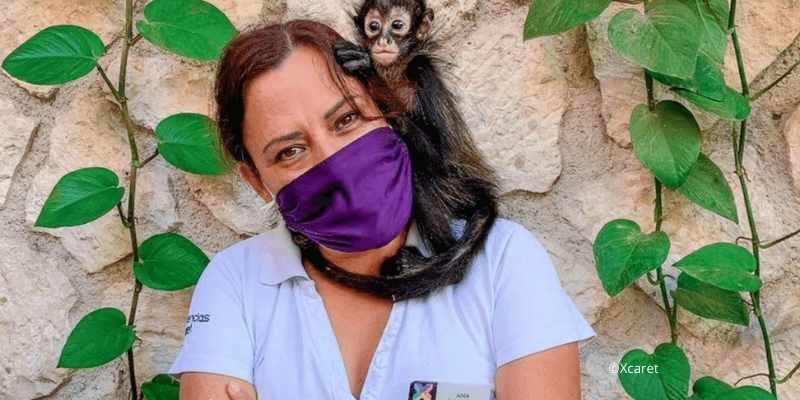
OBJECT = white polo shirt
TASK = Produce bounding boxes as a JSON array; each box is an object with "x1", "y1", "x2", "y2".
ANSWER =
[{"x1": 167, "y1": 217, "x2": 596, "y2": 399}]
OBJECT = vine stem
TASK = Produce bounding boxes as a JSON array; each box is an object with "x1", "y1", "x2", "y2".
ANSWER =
[
  {"x1": 646, "y1": 70, "x2": 678, "y2": 344},
  {"x1": 728, "y1": 0, "x2": 778, "y2": 396},
  {"x1": 138, "y1": 149, "x2": 160, "y2": 168},
  {"x1": 750, "y1": 59, "x2": 800, "y2": 102},
  {"x1": 654, "y1": 177, "x2": 678, "y2": 344},
  {"x1": 96, "y1": 0, "x2": 147, "y2": 398},
  {"x1": 758, "y1": 226, "x2": 800, "y2": 249},
  {"x1": 735, "y1": 359, "x2": 800, "y2": 386},
  {"x1": 778, "y1": 359, "x2": 800, "y2": 384}
]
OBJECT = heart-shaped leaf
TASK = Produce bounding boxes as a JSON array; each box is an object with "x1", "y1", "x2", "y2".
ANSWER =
[
  {"x1": 673, "y1": 86, "x2": 751, "y2": 121},
  {"x1": 673, "y1": 273, "x2": 750, "y2": 325},
  {"x1": 690, "y1": 376, "x2": 732, "y2": 400},
  {"x1": 523, "y1": 0, "x2": 612, "y2": 39},
  {"x1": 136, "y1": 0, "x2": 237, "y2": 61},
  {"x1": 676, "y1": 153, "x2": 738, "y2": 223},
  {"x1": 608, "y1": 0, "x2": 701, "y2": 79},
  {"x1": 650, "y1": 53, "x2": 726, "y2": 101},
  {"x1": 690, "y1": 377, "x2": 775, "y2": 400},
  {"x1": 712, "y1": 386, "x2": 776, "y2": 400},
  {"x1": 684, "y1": 0, "x2": 730, "y2": 64},
  {"x1": 630, "y1": 101, "x2": 702, "y2": 189},
  {"x1": 58, "y1": 307, "x2": 135, "y2": 368},
  {"x1": 673, "y1": 242, "x2": 762, "y2": 292},
  {"x1": 618, "y1": 343, "x2": 690, "y2": 400},
  {"x1": 142, "y1": 374, "x2": 180, "y2": 400},
  {"x1": 155, "y1": 113, "x2": 233, "y2": 175},
  {"x1": 35, "y1": 167, "x2": 125, "y2": 228},
  {"x1": 2, "y1": 25, "x2": 105, "y2": 85},
  {"x1": 593, "y1": 219, "x2": 670, "y2": 296},
  {"x1": 134, "y1": 232, "x2": 210, "y2": 291}
]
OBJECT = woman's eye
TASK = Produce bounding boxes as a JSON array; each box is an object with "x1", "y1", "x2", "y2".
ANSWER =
[
  {"x1": 391, "y1": 20, "x2": 404, "y2": 30},
  {"x1": 275, "y1": 146, "x2": 302, "y2": 162},
  {"x1": 368, "y1": 21, "x2": 381, "y2": 32},
  {"x1": 335, "y1": 112, "x2": 360, "y2": 130}
]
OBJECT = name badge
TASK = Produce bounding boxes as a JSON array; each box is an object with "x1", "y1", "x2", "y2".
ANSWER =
[{"x1": 408, "y1": 380, "x2": 495, "y2": 400}]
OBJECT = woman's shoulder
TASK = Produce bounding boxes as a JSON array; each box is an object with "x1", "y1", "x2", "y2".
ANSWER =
[
  {"x1": 481, "y1": 218, "x2": 597, "y2": 367},
  {"x1": 449, "y1": 217, "x2": 555, "y2": 298},
  {"x1": 442, "y1": 217, "x2": 597, "y2": 369},
  {"x1": 458, "y1": 216, "x2": 549, "y2": 270},
  {"x1": 198, "y1": 225, "x2": 299, "y2": 287}
]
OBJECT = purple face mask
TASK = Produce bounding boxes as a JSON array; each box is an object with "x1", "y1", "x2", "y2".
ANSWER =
[{"x1": 272, "y1": 126, "x2": 413, "y2": 252}]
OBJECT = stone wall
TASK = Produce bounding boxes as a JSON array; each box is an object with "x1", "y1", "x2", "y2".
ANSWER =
[{"x1": 1, "y1": 0, "x2": 799, "y2": 398}]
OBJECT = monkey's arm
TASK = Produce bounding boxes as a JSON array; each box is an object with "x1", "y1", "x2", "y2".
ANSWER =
[
  {"x1": 406, "y1": 54, "x2": 472, "y2": 162},
  {"x1": 334, "y1": 39, "x2": 374, "y2": 79}
]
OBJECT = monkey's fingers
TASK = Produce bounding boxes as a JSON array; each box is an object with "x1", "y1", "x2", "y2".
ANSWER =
[
  {"x1": 333, "y1": 38, "x2": 361, "y2": 51},
  {"x1": 343, "y1": 59, "x2": 372, "y2": 73},
  {"x1": 336, "y1": 48, "x2": 370, "y2": 62},
  {"x1": 335, "y1": 53, "x2": 373, "y2": 79},
  {"x1": 334, "y1": 40, "x2": 370, "y2": 60}
]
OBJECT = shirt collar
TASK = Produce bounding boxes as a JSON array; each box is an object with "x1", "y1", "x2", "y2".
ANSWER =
[{"x1": 258, "y1": 218, "x2": 432, "y2": 286}]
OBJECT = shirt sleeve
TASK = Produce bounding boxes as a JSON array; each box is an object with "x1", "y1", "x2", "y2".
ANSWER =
[
  {"x1": 167, "y1": 251, "x2": 254, "y2": 384},
  {"x1": 492, "y1": 222, "x2": 597, "y2": 369}
]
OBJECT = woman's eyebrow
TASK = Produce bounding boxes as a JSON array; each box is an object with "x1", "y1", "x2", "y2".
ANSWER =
[
  {"x1": 324, "y1": 95, "x2": 358, "y2": 119},
  {"x1": 261, "y1": 131, "x2": 303, "y2": 156},
  {"x1": 260, "y1": 95, "x2": 360, "y2": 156}
]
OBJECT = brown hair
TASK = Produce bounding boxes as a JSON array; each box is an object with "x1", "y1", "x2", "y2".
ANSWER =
[
  {"x1": 213, "y1": 20, "x2": 501, "y2": 302},
  {"x1": 214, "y1": 20, "x2": 392, "y2": 171}
]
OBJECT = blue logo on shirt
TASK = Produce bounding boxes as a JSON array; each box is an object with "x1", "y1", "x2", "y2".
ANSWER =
[{"x1": 185, "y1": 313, "x2": 211, "y2": 335}]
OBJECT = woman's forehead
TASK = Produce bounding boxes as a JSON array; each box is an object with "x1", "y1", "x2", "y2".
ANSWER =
[
  {"x1": 241, "y1": 44, "x2": 370, "y2": 147},
  {"x1": 244, "y1": 45, "x2": 359, "y2": 112}
]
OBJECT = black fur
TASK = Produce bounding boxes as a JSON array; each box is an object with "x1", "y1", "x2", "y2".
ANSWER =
[{"x1": 290, "y1": 0, "x2": 500, "y2": 301}]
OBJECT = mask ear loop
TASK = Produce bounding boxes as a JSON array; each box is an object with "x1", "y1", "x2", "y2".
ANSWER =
[{"x1": 258, "y1": 182, "x2": 277, "y2": 214}]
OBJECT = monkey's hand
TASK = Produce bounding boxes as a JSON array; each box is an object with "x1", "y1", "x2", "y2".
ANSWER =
[{"x1": 334, "y1": 39, "x2": 374, "y2": 79}]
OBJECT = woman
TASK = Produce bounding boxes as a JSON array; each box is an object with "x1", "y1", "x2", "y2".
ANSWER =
[{"x1": 167, "y1": 20, "x2": 596, "y2": 400}]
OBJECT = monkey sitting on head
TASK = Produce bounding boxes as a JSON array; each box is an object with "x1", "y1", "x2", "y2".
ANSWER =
[
  {"x1": 335, "y1": 0, "x2": 469, "y2": 163},
  {"x1": 337, "y1": 0, "x2": 433, "y2": 108},
  {"x1": 316, "y1": 0, "x2": 501, "y2": 300}
]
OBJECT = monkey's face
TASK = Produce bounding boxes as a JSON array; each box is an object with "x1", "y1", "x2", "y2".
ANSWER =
[{"x1": 363, "y1": 7, "x2": 414, "y2": 66}]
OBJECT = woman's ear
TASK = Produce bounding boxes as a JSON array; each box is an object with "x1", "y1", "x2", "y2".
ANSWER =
[{"x1": 238, "y1": 161, "x2": 273, "y2": 203}]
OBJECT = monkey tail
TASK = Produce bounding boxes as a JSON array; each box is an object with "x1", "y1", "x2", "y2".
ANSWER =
[{"x1": 385, "y1": 188, "x2": 499, "y2": 301}]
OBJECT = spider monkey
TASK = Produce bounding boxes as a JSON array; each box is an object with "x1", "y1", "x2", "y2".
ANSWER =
[
  {"x1": 336, "y1": 0, "x2": 461, "y2": 163},
  {"x1": 293, "y1": 0, "x2": 501, "y2": 301}
]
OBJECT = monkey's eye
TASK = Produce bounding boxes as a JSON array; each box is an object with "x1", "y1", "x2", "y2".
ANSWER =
[
  {"x1": 368, "y1": 21, "x2": 381, "y2": 32},
  {"x1": 391, "y1": 20, "x2": 405, "y2": 30}
]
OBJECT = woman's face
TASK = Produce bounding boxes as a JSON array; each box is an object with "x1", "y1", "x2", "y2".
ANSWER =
[{"x1": 239, "y1": 44, "x2": 388, "y2": 202}]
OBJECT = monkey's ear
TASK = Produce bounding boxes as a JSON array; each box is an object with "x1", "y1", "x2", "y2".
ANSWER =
[
  {"x1": 353, "y1": 14, "x2": 363, "y2": 36},
  {"x1": 416, "y1": 8, "x2": 434, "y2": 41}
]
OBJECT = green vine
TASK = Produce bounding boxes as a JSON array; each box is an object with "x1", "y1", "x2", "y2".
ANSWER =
[
  {"x1": 647, "y1": 70, "x2": 679, "y2": 345},
  {"x1": 728, "y1": 0, "x2": 778, "y2": 394},
  {"x1": 524, "y1": 0, "x2": 799, "y2": 398},
  {"x1": 2, "y1": 0, "x2": 238, "y2": 398}
]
